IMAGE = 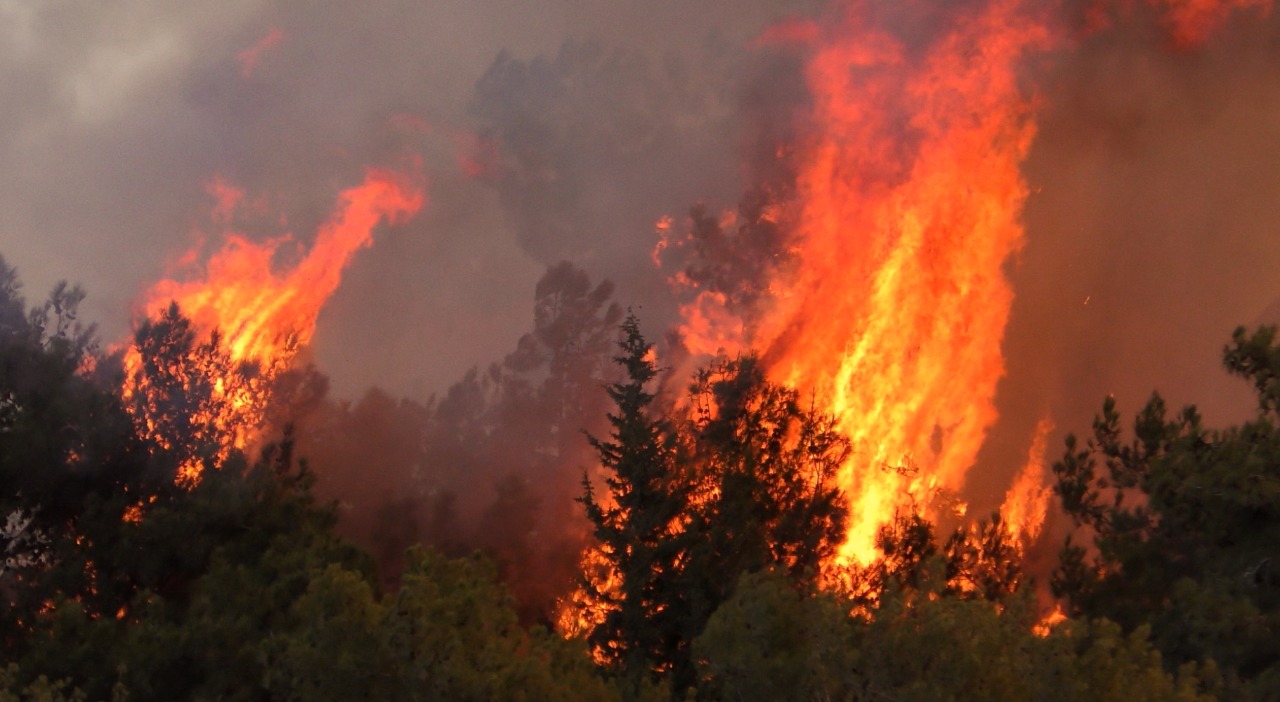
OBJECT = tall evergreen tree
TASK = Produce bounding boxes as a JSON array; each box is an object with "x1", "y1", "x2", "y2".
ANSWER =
[
  {"x1": 577, "y1": 320, "x2": 850, "y2": 695},
  {"x1": 578, "y1": 313, "x2": 689, "y2": 683}
]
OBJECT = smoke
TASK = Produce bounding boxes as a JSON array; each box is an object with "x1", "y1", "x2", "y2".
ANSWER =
[
  {"x1": 0, "y1": 0, "x2": 820, "y2": 401},
  {"x1": 296, "y1": 260, "x2": 622, "y2": 621},
  {"x1": 6, "y1": 0, "x2": 1280, "y2": 612},
  {"x1": 972, "y1": 5, "x2": 1280, "y2": 514}
]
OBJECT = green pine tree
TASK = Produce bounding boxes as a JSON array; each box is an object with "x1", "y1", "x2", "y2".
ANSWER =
[{"x1": 578, "y1": 313, "x2": 689, "y2": 685}]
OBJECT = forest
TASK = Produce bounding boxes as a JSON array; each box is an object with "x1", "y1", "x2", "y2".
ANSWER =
[{"x1": 1, "y1": 254, "x2": 1277, "y2": 701}]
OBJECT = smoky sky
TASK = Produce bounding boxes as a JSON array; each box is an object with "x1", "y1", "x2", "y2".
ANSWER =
[
  {"x1": 3, "y1": 0, "x2": 1280, "y2": 506},
  {"x1": 0, "y1": 0, "x2": 820, "y2": 399},
  {"x1": 972, "y1": 7, "x2": 1280, "y2": 512}
]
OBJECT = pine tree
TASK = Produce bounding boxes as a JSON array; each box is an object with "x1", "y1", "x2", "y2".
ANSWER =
[
  {"x1": 1051, "y1": 325, "x2": 1280, "y2": 698},
  {"x1": 578, "y1": 314, "x2": 689, "y2": 681}
]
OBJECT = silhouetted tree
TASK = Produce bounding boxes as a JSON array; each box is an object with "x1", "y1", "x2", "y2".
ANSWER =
[
  {"x1": 579, "y1": 313, "x2": 689, "y2": 686},
  {"x1": 127, "y1": 302, "x2": 260, "y2": 471},
  {"x1": 0, "y1": 258, "x2": 171, "y2": 652},
  {"x1": 671, "y1": 356, "x2": 848, "y2": 690},
  {"x1": 578, "y1": 321, "x2": 849, "y2": 695},
  {"x1": 1053, "y1": 326, "x2": 1280, "y2": 698}
]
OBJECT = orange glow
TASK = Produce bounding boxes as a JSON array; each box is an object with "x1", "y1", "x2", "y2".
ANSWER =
[
  {"x1": 1001, "y1": 417, "x2": 1054, "y2": 544},
  {"x1": 676, "y1": 0, "x2": 1055, "y2": 565},
  {"x1": 122, "y1": 496, "x2": 157, "y2": 524},
  {"x1": 678, "y1": 291, "x2": 749, "y2": 358},
  {"x1": 1033, "y1": 604, "x2": 1067, "y2": 636},
  {"x1": 123, "y1": 168, "x2": 424, "y2": 481},
  {"x1": 558, "y1": 546, "x2": 618, "y2": 642},
  {"x1": 1149, "y1": 0, "x2": 1271, "y2": 47}
]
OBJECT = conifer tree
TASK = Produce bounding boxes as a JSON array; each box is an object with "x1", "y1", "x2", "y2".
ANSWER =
[
  {"x1": 578, "y1": 320, "x2": 851, "y2": 695},
  {"x1": 578, "y1": 313, "x2": 689, "y2": 681},
  {"x1": 1052, "y1": 325, "x2": 1280, "y2": 698}
]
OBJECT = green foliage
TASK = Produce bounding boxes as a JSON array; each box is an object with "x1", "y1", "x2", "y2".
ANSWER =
[
  {"x1": 0, "y1": 265, "x2": 617, "y2": 701},
  {"x1": 1052, "y1": 326, "x2": 1280, "y2": 698},
  {"x1": 694, "y1": 570, "x2": 1214, "y2": 702},
  {"x1": 259, "y1": 548, "x2": 619, "y2": 702},
  {"x1": 382, "y1": 548, "x2": 618, "y2": 702},
  {"x1": 0, "y1": 662, "x2": 124, "y2": 702},
  {"x1": 692, "y1": 570, "x2": 854, "y2": 701},
  {"x1": 8, "y1": 401, "x2": 614, "y2": 701}
]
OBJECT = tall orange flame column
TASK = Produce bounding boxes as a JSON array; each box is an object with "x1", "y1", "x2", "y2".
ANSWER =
[{"x1": 751, "y1": 0, "x2": 1053, "y2": 564}]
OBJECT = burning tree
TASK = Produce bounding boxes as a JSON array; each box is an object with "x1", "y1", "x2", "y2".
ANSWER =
[
  {"x1": 120, "y1": 167, "x2": 423, "y2": 488},
  {"x1": 575, "y1": 315, "x2": 848, "y2": 692},
  {"x1": 124, "y1": 302, "x2": 268, "y2": 485},
  {"x1": 578, "y1": 314, "x2": 690, "y2": 683}
]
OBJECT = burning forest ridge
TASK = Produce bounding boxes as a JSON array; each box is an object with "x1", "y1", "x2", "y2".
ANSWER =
[
  {"x1": 83, "y1": 0, "x2": 1280, "y2": 608},
  {"x1": 4, "y1": 0, "x2": 1280, "y2": 696}
]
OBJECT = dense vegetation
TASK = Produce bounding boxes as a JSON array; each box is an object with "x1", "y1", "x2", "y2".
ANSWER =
[{"x1": 1, "y1": 256, "x2": 1276, "y2": 700}]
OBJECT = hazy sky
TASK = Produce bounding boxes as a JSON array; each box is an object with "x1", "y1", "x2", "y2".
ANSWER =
[{"x1": 0, "y1": 0, "x2": 818, "y2": 398}]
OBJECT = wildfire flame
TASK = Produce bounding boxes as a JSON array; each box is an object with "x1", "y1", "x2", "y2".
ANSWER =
[
  {"x1": 1033, "y1": 604, "x2": 1067, "y2": 636},
  {"x1": 770, "y1": 0, "x2": 1051, "y2": 564},
  {"x1": 123, "y1": 167, "x2": 424, "y2": 483},
  {"x1": 660, "y1": 0, "x2": 1271, "y2": 569},
  {"x1": 1001, "y1": 417, "x2": 1054, "y2": 544},
  {"x1": 664, "y1": 0, "x2": 1052, "y2": 565}
]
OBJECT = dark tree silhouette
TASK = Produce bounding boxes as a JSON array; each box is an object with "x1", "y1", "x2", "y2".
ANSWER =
[{"x1": 577, "y1": 319, "x2": 849, "y2": 694}]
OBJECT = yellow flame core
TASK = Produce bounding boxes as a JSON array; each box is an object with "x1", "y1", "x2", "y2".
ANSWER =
[{"x1": 752, "y1": 1, "x2": 1050, "y2": 564}]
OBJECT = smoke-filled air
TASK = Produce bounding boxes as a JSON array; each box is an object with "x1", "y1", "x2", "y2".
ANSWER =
[{"x1": 3, "y1": 0, "x2": 1280, "y2": 699}]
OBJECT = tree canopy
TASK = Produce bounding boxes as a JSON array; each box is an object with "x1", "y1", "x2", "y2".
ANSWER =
[
  {"x1": 1052, "y1": 326, "x2": 1280, "y2": 699},
  {"x1": 5, "y1": 256, "x2": 1276, "y2": 701}
]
